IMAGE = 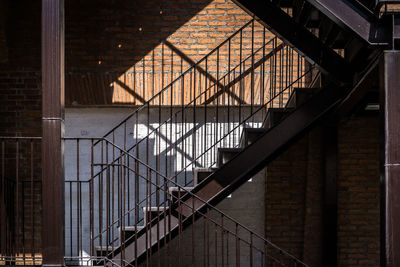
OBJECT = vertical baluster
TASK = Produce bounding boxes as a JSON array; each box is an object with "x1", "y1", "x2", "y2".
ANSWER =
[
  {"x1": 119, "y1": 153, "x2": 124, "y2": 265},
  {"x1": 178, "y1": 189, "x2": 182, "y2": 267},
  {"x1": 143, "y1": 58, "x2": 146, "y2": 103},
  {"x1": 228, "y1": 39, "x2": 231, "y2": 148},
  {"x1": 21, "y1": 143, "x2": 25, "y2": 265},
  {"x1": 216, "y1": 48, "x2": 220, "y2": 153},
  {"x1": 106, "y1": 142, "x2": 110, "y2": 258},
  {"x1": 164, "y1": 174, "x2": 169, "y2": 267},
  {"x1": 127, "y1": 149, "x2": 131, "y2": 226},
  {"x1": 99, "y1": 142, "x2": 103, "y2": 255},
  {"x1": 77, "y1": 139, "x2": 81, "y2": 258},
  {"x1": 156, "y1": 168, "x2": 160, "y2": 267},
  {"x1": 30, "y1": 140, "x2": 34, "y2": 263},
  {"x1": 261, "y1": 27, "x2": 266, "y2": 116},
  {"x1": 148, "y1": 168, "x2": 152, "y2": 267},
  {"x1": 274, "y1": 39, "x2": 278, "y2": 106},
  {"x1": 193, "y1": 68, "x2": 197, "y2": 174},
  {"x1": 204, "y1": 58, "x2": 208, "y2": 168},
  {"x1": 251, "y1": 20, "x2": 255, "y2": 125},
  {"x1": 15, "y1": 140, "x2": 19, "y2": 263},
  {"x1": 111, "y1": 138, "x2": 115, "y2": 258},
  {"x1": 191, "y1": 191, "x2": 195, "y2": 266},
  {"x1": 180, "y1": 75, "x2": 185, "y2": 185},
  {"x1": 145, "y1": 164, "x2": 149, "y2": 267},
  {"x1": 152, "y1": 50, "x2": 155, "y2": 100},
  {"x1": 134, "y1": 158, "x2": 138, "y2": 266},
  {"x1": 135, "y1": 112, "x2": 139, "y2": 226},
  {"x1": 239, "y1": 30, "x2": 243, "y2": 127},
  {"x1": 90, "y1": 140, "x2": 94, "y2": 257},
  {"x1": 69, "y1": 181, "x2": 73, "y2": 258}
]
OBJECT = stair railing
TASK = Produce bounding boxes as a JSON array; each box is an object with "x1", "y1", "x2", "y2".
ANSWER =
[
  {"x1": 99, "y1": 38, "x2": 313, "y2": 191},
  {"x1": 0, "y1": 137, "x2": 42, "y2": 266},
  {"x1": 64, "y1": 137, "x2": 310, "y2": 266},
  {"x1": 93, "y1": 19, "x2": 256, "y2": 150}
]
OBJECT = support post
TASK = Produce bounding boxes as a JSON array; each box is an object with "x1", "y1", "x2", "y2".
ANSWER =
[
  {"x1": 380, "y1": 51, "x2": 400, "y2": 267},
  {"x1": 42, "y1": 0, "x2": 65, "y2": 266}
]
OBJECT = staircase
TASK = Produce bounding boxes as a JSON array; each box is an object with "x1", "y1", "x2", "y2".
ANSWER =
[{"x1": 81, "y1": 1, "x2": 387, "y2": 266}]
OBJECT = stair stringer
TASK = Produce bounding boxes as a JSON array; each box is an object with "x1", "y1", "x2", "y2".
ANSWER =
[{"x1": 103, "y1": 84, "x2": 349, "y2": 266}]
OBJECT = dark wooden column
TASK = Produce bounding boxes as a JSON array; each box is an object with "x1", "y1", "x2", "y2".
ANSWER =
[
  {"x1": 42, "y1": 0, "x2": 65, "y2": 266},
  {"x1": 380, "y1": 51, "x2": 400, "y2": 267}
]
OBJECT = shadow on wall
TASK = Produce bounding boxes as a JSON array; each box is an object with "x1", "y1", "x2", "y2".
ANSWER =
[{"x1": 65, "y1": 0, "x2": 214, "y2": 106}]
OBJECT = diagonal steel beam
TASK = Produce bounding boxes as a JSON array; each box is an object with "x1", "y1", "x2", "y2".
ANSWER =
[
  {"x1": 306, "y1": 0, "x2": 390, "y2": 45},
  {"x1": 232, "y1": 0, "x2": 353, "y2": 84}
]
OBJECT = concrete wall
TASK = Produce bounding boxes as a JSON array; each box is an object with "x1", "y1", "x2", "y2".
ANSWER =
[
  {"x1": 139, "y1": 169, "x2": 266, "y2": 267},
  {"x1": 64, "y1": 107, "x2": 266, "y2": 262}
]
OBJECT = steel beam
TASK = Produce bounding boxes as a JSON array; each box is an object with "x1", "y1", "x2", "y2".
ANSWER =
[
  {"x1": 232, "y1": 0, "x2": 353, "y2": 84},
  {"x1": 306, "y1": 0, "x2": 389, "y2": 45},
  {"x1": 380, "y1": 51, "x2": 400, "y2": 267},
  {"x1": 42, "y1": 0, "x2": 65, "y2": 266}
]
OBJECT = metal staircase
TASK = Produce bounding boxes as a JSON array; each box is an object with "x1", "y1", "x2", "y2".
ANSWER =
[
  {"x1": 67, "y1": 0, "x2": 388, "y2": 266},
  {"x1": 1, "y1": 0, "x2": 396, "y2": 266}
]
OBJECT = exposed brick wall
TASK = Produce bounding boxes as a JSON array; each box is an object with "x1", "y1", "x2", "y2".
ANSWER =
[
  {"x1": 302, "y1": 127, "x2": 324, "y2": 265},
  {"x1": 266, "y1": 132, "x2": 309, "y2": 261},
  {"x1": 266, "y1": 114, "x2": 380, "y2": 267},
  {"x1": 0, "y1": 0, "x2": 41, "y2": 137},
  {"x1": 0, "y1": 0, "x2": 7, "y2": 63},
  {"x1": 64, "y1": 0, "x2": 273, "y2": 106},
  {"x1": 266, "y1": 127, "x2": 323, "y2": 266},
  {"x1": 1, "y1": 0, "x2": 263, "y2": 134},
  {"x1": 337, "y1": 114, "x2": 380, "y2": 266}
]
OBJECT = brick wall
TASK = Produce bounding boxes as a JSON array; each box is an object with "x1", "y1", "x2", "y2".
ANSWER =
[
  {"x1": 337, "y1": 114, "x2": 380, "y2": 266},
  {"x1": 0, "y1": 1, "x2": 41, "y2": 137},
  {"x1": 266, "y1": 127, "x2": 323, "y2": 266},
  {"x1": 0, "y1": 0, "x2": 7, "y2": 63},
  {"x1": 266, "y1": 114, "x2": 380, "y2": 267},
  {"x1": 1, "y1": 0, "x2": 265, "y2": 135},
  {"x1": 64, "y1": 0, "x2": 274, "y2": 106}
]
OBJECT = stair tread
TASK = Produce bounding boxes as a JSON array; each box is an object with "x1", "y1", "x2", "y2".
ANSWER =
[
  {"x1": 168, "y1": 186, "x2": 194, "y2": 191},
  {"x1": 118, "y1": 225, "x2": 145, "y2": 231},
  {"x1": 286, "y1": 87, "x2": 320, "y2": 108},
  {"x1": 240, "y1": 127, "x2": 268, "y2": 148},
  {"x1": 143, "y1": 206, "x2": 168, "y2": 212},
  {"x1": 94, "y1": 245, "x2": 118, "y2": 251},
  {"x1": 218, "y1": 147, "x2": 243, "y2": 152}
]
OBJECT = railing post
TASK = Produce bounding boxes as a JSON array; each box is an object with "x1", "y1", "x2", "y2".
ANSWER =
[{"x1": 41, "y1": 0, "x2": 65, "y2": 266}]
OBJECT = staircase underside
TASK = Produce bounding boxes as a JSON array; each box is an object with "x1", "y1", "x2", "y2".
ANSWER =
[{"x1": 103, "y1": 83, "x2": 354, "y2": 266}]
